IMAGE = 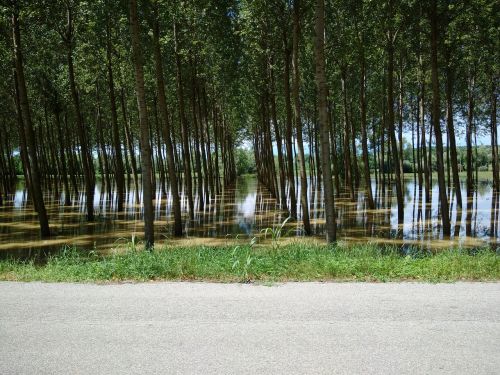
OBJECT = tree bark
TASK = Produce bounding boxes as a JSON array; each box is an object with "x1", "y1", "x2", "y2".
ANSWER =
[
  {"x1": 398, "y1": 66, "x2": 404, "y2": 181},
  {"x1": 430, "y1": 0, "x2": 451, "y2": 236},
  {"x1": 466, "y1": 72, "x2": 475, "y2": 237},
  {"x1": 95, "y1": 81, "x2": 112, "y2": 196},
  {"x1": 120, "y1": 89, "x2": 140, "y2": 203},
  {"x1": 106, "y1": 17, "x2": 125, "y2": 211},
  {"x1": 152, "y1": 4, "x2": 183, "y2": 236},
  {"x1": 54, "y1": 110, "x2": 71, "y2": 206},
  {"x1": 387, "y1": 0, "x2": 404, "y2": 228},
  {"x1": 314, "y1": 0, "x2": 336, "y2": 242},
  {"x1": 65, "y1": 4, "x2": 95, "y2": 222},
  {"x1": 129, "y1": 0, "x2": 154, "y2": 249},
  {"x1": 190, "y1": 62, "x2": 204, "y2": 209},
  {"x1": 292, "y1": 0, "x2": 311, "y2": 235},
  {"x1": 359, "y1": 39, "x2": 375, "y2": 209},
  {"x1": 270, "y1": 61, "x2": 288, "y2": 212},
  {"x1": 445, "y1": 66, "x2": 462, "y2": 208},
  {"x1": 202, "y1": 86, "x2": 215, "y2": 196},
  {"x1": 12, "y1": 6, "x2": 50, "y2": 237},
  {"x1": 490, "y1": 79, "x2": 499, "y2": 193},
  {"x1": 283, "y1": 30, "x2": 297, "y2": 219},
  {"x1": 341, "y1": 70, "x2": 354, "y2": 199},
  {"x1": 174, "y1": 23, "x2": 194, "y2": 219}
]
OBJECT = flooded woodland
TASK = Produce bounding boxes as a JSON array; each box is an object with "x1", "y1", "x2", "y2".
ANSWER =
[
  {"x1": 0, "y1": 1, "x2": 498, "y2": 258},
  {"x1": 1, "y1": 173, "x2": 499, "y2": 259}
]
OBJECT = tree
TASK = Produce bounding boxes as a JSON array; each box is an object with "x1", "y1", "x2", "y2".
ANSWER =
[
  {"x1": 356, "y1": 0, "x2": 375, "y2": 210},
  {"x1": 12, "y1": 2, "x2": 50, "y2": 237},
  {"x1": 314, "y1": 0, "x2": 336, "y2": 242},
  {"x1": 106, "y1": 9, "x2": 125, "y2": 212},
  {"x1": 0, "y1": 0, "x2": 497, "y2": 247},
  {"x1": 129, "y1": 0, "x2": 154, "y2": 249},
  {"x1": 62, "y1": 1, "x2": 96, "y2": 222},
  {"x1": 386, "y1": 0, "x2": 404, "y2": 228},
  {"x1": 292, "y1": 0, "x2": 311, "y2": 235},
  {"x1": 152, "y1": 1, "x2": 182, "y2": 236},
  {"x1": 430, "y1": 0, "x2": 450, "y2": 236}
]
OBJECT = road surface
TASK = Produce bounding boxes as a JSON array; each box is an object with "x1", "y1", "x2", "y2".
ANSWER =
[{"x1": 0, "y1": 282, "x2": 499, "y2": 374}]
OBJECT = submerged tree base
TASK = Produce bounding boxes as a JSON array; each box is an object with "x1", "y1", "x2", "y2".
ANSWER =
[{"x1": 0, "y1": 243, "x2": 498, "y2": 283}]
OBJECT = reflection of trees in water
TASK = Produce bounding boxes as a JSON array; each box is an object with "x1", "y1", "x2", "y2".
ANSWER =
[
  {"x1": 236, "y1": 176, "x2": 251, "y2": 198},
  {"x1": 403, "y1": 182, "x2": 412, "y2": 201},
  {"x1": 477, "y1": 181, "x2": 492, "y2": 196},
  {"x1": 310, "y1": 181, "x2": 323, "y2": 236},
  {"x1": 2, "y1": 176, "x2": 500, "y2": 257},
  {"x1": 221, "y1": 186, "x2": 236, "y2": 235}
]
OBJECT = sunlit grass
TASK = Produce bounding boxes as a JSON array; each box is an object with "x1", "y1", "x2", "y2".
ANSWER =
[{"x1": 0, "y1": 242, "x2": 498, "y2": 283}]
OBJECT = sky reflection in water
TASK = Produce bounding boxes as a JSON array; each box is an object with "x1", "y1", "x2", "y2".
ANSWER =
[{"x1": 0, "y1": 175, "x2": 499, "y2": 258}]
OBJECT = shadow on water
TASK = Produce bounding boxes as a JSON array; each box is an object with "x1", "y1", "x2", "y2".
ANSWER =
[{"x1": 0, "y1": 175, "x2": 498, "y2": 259}]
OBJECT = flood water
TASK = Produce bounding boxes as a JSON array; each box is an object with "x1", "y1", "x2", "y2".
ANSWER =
[{"x1": 1, "y1": 175, "x2": 499, "y2": 258}]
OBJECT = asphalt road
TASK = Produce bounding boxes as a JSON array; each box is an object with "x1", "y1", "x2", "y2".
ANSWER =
[{"x1": 0, "y1": 282, "x2": 499, "y2": 375}]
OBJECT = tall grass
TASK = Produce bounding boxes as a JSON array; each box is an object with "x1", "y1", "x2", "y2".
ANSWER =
[{"x1": 0, "y1": 242, "x2": 498, "y2": 282}]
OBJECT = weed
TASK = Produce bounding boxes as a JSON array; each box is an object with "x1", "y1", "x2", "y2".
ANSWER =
[{"x1": 0, "y1": 242, "x2": 497, "y2": 283}]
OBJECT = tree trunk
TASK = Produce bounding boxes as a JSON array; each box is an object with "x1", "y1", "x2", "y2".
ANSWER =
[
  {"x1": 174, "y1": 23, "x2": 194, "y2": 219},
  {"x1": 380, "y1": 94, "x2": 386, "y2": 192},
  {"x1": 65, "y1": 5, "x2": 95, "y2": 222},
  {"x1": 398, "y1": 67, "x2": 404, "y2": 181},
  {"x1": 292, "y1": 0, "x2": 311, "y2": 235},
  {"x1": 387, "y1": 0, "x2": 404, "y2": 227},
  {"x1": 213, "y1": 105, "x2": 221, "y2": 194},
  {"x1": 314, "y1": 0, "x2": 336, "y2": 242},
  {"x1": 202, "y1": 86, "x2": 215, "y2": 196},
  {"x1": 129, "y1": 0, "x2": 154, "y2": 249},
  {"x1": 283, "y1": 30, "x2": 297, "y2": 219},
  {"x1": 120, "y1": 89, "x2": 140, "y2": 203},
  {"x1": 152, "y1": 4, "x2": 183, "y2": 236},
  {"x1": 430, "y1": 0, "x2": 451, "y2": 236},
  {"x1": 466, "y1": 75, "x2": 474, "y2": 237},
  {"x1": 95, "y1": 82, "x2": 112, "y2": 197},
  {"x1": 341, "y1": 74, "x2": 350, "y2": 186},
  {"x1": 64, "y1": 112, "x2": 80, "y2": 195},
  {"x1": 195, "y1": 82, "x2": 209, "y2": 196},
  {"x1": 12, "y1": 7, "x2": 50, "y2": 237},
  {"x1": 329, "y1": 100, "x2": 341, "y2": 193},
  {"x1": 350, "y1": 103, "x2": 359, "y2": 189},
  {"x1": 420, "y1": 69, "x2": 430, "y2": 204},
  {"x1": 466, "y1": 74, "x2": 475, "y2": 206},
  {"x1": 341, "y1": 70, "x2": 354, "y2": 199},
  {"x1": 445, "y1": 66, "x2": 462, "y2": 208},
  {"x1": 359, "y1": 40, "x2": 375, "y2": 209},
  {"x1": 152, "y1": 96, "x2": 166, "y2": 196},
  {"x1": 14, "y1": 72, "x2": 32, "y2": 196},
  {"x1": 270, "y1": 61, "x2": 288, "y2": 212},
  {"x1": 106, "y1": 17, "x2": 125, "y2": 211},
  {"x1": 190, "y1": 61, "x2": 204, "y2": 210},
  {"x1": 491, "y1": 79, "x2": 499, "y2": 193},
  {"x1": 54, "y1": 111, "x2": 71, "y2": 206}
]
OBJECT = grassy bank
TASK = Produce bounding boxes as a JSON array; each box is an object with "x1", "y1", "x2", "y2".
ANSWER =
[{"x1": 0, "y1": 242, "x2": 498, "y2": 282}]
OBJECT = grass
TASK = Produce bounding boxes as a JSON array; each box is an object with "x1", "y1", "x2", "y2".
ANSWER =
[{"x1": 0, "y1": 242, "x2": 498, "y2": 283}]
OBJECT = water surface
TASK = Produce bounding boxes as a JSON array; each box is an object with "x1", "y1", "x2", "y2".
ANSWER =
[{"x1": 0, "y1": 175, "x2": 498, "y2": 259}]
